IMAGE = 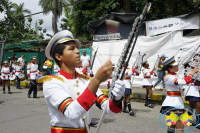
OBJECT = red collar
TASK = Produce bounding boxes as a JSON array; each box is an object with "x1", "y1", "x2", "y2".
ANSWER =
[
  {"x1": 31, "y1": 62, "x2": 35, "y2": 64},
  {"x1": 168, "y1": 72, "x2": 176, "y2": 75},
  {"x1": 4, "y1": 66, "x2": 7, "y2": 68},
  {"x1": 60, "y1": 69, "x2": 77, "y2": 79},
  {"x1": 144, "y1": 67, "x2": 148, "y2": 69}
]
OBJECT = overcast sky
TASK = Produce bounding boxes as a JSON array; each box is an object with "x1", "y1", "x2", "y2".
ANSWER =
[{"x1": 0, "y1": 0, "x2": 65, "y2": 39}]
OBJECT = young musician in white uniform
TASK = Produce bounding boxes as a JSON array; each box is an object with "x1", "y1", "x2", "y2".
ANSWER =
[
  {"x1": 142, "y1": 61, "x2": 155, "y2": 108},
  {"x1": 183, "y1": 61, "x2": 200, "y2": 129},
  {"x1": 1, "y1": 60, "x2": 12, "y2": 94},
  {"x1": 13, "y1": 61, "x2": 23, "y2": 89},
  {"x1": 122, "y1": 63, "x2": 138, "y2": 116},
  {"x1": 160, "y1": 56, "x2": 198, "y2": 132},
  {"x1": 43, "y1": 30, "x2": 125, "y2": 133}
]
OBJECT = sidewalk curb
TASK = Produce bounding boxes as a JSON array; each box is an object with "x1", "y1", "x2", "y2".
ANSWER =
[{"x1": 10, "y1": 81, "x2": 189, "y2": 104}]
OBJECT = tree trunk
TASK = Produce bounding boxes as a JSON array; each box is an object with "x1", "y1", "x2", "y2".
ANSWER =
[
  {"x1": 52, "y1": 0, "x2": 58, "y2": 35},
  {"x1": 123, "y1": 0, "x2": 131, "y2": 13}
]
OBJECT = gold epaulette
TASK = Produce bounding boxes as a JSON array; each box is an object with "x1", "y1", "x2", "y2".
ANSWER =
[
  {"x1": 142, "y1": 69, "x2": 145, "y2": 71},
  {"x1": 77, "y1": 73, "x2": 91, "y2": 81},
  {"x1": 163, "y1": 74, "x2": 170, "y2": 80},
  {"x1": 2, "y1": 66, "x2": 5, "y2": 68},
  {"x1": 43, "y1": 75, "x2": 64, "y2": 82},
  {"x1": 28, "y1": 63, "x2": 32, "y2": 65}
]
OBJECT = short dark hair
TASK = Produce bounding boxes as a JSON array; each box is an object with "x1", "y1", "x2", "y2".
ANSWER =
[
  {"x1": 52, "y1": 41, "x2": 75, "y2": 67},
  {"x1": 162, "y1": 65, "x2": 172, "y2": 72}
]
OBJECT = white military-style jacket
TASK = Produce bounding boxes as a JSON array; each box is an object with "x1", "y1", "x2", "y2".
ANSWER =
[
  {"x1": 54, "y1": 63, "x2": 60, "y2": 76},
  {"x1": 43, "y1": 69, "x2": 122, "y2": 130},
  {"x1": 142, "y1": 67, "x2": 153, "y2": 86},
  {"x1": 27, "y1": 62, "x2": 40, "y2": 80},
  {"x1": 162, "y1": 72, "x2": 193, "y2": 108},
  {"x1": 1, "y1": 66, "x2": 11, "y2": 80},
  {"x1": 13, "y1": 65, "x2": 23, "y2": 76},
  {"x1": 123, "y1": 68, "x2": 138, "y2": 89}
]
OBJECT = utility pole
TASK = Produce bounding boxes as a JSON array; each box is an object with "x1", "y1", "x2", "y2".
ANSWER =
[{"x1": 0, "y1": 35, "x2": 7, "y2": 67}]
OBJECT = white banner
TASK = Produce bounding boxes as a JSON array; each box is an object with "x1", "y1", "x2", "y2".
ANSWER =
[
  {"x1": 146, "y1": 15, "x2": 199, "y2": 36},
  {"x1": 92, "y1": 31, "x2": 200, "y2": 89}
]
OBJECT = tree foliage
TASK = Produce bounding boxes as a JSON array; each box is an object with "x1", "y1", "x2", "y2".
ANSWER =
[
  {"x1": 0, "y1": 0, "x2": 47, "y2": 43},
  {"x1": 61, "y1": 0, "x2": 200, "y2": 41}
]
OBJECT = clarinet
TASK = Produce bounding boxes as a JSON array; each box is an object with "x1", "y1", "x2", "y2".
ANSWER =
[{"x1": 95, "y1": 3, "x2": 151, "y2": 133}]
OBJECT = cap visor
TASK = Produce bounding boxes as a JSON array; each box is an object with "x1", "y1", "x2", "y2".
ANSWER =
[{"x1": 171, "y1": 62, "x2": 178, "y2": 66}]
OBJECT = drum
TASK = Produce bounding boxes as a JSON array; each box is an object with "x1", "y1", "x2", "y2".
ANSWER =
[
  {"x1": 9, "y1": 75, "x2": 16, "y2": 81},
  {"x1": 36, "y1": 74, "x2": 44, "y2": 84},
  {"x1": 18, "y1": 73, "x2": 25, "y2": 81}
]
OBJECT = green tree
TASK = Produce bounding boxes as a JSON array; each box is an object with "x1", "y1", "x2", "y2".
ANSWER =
[
  {"x1": 12, "y1": 2, "x2": 31, "y2": 17},
  {"x1": 38, "y1": 0, "x2": 68, "y2": 35},
  {"x1": 63, "y1": 0, "x2": 120, "y2": 40}
]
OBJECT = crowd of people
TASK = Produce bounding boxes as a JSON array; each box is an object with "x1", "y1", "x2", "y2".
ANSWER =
[{"x1": 1, "y1": 30, "x2": 200, "y2": 133}]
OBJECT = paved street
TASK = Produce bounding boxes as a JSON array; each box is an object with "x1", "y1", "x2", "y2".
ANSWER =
[{"x1": 0, "y1": 86, "x2": 199, "y2": 133}]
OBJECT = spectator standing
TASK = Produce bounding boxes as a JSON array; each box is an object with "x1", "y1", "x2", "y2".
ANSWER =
[
  {"x1": 80, "y1": 50, "x2": 90, "y2": 72},
  {"x1": 44, "y1": 58, "x2": 53, "y2": 75},
  {"x1": 13, "y1": 61, "x2": 23, "y2": 89}
]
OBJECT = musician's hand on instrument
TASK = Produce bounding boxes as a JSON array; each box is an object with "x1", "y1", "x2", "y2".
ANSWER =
[
  {"x1": 94, "y1": 60, "x2": 112, "y2": 83},
  {"x1": 3, "y1": 75, "x2": 6, "y2": 78},
  {"x1": 190, "y1": 67, "x2": 199, "y2": 77},
  {"x1": 111, "y1": 80, "x2": 125, "y2": 100},
  {"x1": 134, "y1": 64, "x2": 138, "y2": 69},
  {"x1": 85, "y1": 63, "x2": 90, "y2": 68}
]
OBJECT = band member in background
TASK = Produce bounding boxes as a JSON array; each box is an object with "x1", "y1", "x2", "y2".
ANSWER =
[
  {"x1": 160, "y1": 56, "x2": 198, "y2": 132},
  {"x1": 54, "y1": 63, "x2": 60, "y2": 76},
  {"x1": 142, "y1": 61, "x2": 155, "y2": 108},
  {"x1": 1, "y1": 60, "x2": 12, "y2": 94},
  {"x1": 13, "y1": 61, "x2": 23, "y2": 89},
  {"x1": 81, "y1": 50, "x2": 90, "y2": 72},
  {"x1": 43, "y1": 30, "x2": 125, "y2": 133},
  {"x1": 18, "y1": 54, "x2": 26, "y2": 70},
  {"x1": 27, "y1": 56, "x2": 41, "y2": 98},
  {"x1": 183, "y1": 61, "x2": 200, "y2": 129},
  {"x1": 122, "y1": 63, "x2": 138, "y2": 116},
  {"x1": 153, "y1": 54, "x2": 167, "y2": 91}
]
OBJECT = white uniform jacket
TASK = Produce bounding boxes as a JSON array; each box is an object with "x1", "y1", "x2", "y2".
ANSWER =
[
  {"x1": 54, "y1": 63, "x2": 60, "y2": 76},
  {"x1": 27, "y1": 62, "x2": 40, "y2": 80},
  {"x1": 123, "y1": 68, "x2": 138, "y2": 89},
  {"x1": 43, "y1": 69, "x2": 122, "y2": 129},
  {"x1": 142, "y1": 67, "x2": 153, "y2": 86},
  {"x1": 13, "y1": 65, "x2": 23, "y2": 76},
  {"x1": 1, "y1": 66, "x2": 11, "y2": 80},
  {"x1": 162, "y1": 72, "x2": 193, "y2": 108}
]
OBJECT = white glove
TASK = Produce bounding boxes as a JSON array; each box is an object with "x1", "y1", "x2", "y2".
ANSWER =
[{"x1": 111, "y1": 80, "x2": 125, "y2": 100}]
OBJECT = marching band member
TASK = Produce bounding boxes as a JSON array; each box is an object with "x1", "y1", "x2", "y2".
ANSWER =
[
  {"x1": 27, "y1": 56, "x2": 41, "y2": 98},
  {"x1": 142, "y1": 61, "x2": 155, "y2": 108},
  {"x1": 13, "y1": 61, "x2": 23, "y2": 89},
  {"x1": 183, "y1": 61, "x2": 200, "y2": 129},
  {"x1": 54, "y1": 63, "x2": 60, "y2": 76},
  {"x1": 122, "y1": 63, "x2": 138, "y2": 116},
  {"x1": 43, "y1": 30, "x2": 125, "y2": 133},
  {"x1": 160, "y1": 56, "x2": 198, "y2": 132},
  {"x1": 1, "y1": 60, "x2": 12, "y2": 94},
  {"x1": 44, "y1": 58, "x2": 53, "y2": 75}
]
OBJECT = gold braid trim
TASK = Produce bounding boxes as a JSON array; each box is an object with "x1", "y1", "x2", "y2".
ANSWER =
[
  {"x1": 43, "y1": 76, "x2": 64, "y2": 82},
  {"x1": 77, "y1": 73, "x2": 91, "y2": 81}
]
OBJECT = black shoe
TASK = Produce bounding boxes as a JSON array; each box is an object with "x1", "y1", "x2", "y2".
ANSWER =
[
  {"x1": 122, "y1": 109, "x2": 129, "y2": 113},
  {"x1": 196, "y1": 124, "x2": 200, "y2": 129},
  {"x1": 27, "y1": 94, "x2": 30, "y2": 98},
  {"x1": 191, "y1": 122, "x2": 196, "y2": 126},
  {"x1": 144, "y1": 103, "x2": 148, "y2": 106},
  {"x1": 8, "y1": 91, "x2": 12, "y2": 94},
  {"x1": 128, "y1": 110, "x2": 136, "y2": 116},
  {"x1": 18, "y1": 87, "x2": 22, "y2": 89},
  {"x1": 3, "y1": 91, "x2": 5, "y2": 94},
  {"x1": 33, "y1": 96, "x2": 39, "y2": 98},
  {"x1": 89, "y1": 121, "x2": 98, "y2": 127},
  {"x1": 148, "y1": 104, "x2": 154, "y2": 108}
]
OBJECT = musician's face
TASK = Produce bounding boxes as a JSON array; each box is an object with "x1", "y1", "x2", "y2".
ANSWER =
[
  {"x1": 56, "y1": 41, "x2": 81, "y2": 68},
  {"x1": 169, "y1": 65, "x2": 178, "y2": 72},
  {"x1": 145, "y1": 63, "x2": 149, "y2": 68},
  {"x1": 4, "y1": 63, "x2": 8, "y2": 66}
]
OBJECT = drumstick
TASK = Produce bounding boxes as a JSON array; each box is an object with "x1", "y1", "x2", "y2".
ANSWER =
[{"x1": 30, "y1": 80, "x2": 35, "y2": 85}]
